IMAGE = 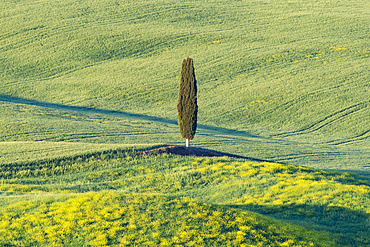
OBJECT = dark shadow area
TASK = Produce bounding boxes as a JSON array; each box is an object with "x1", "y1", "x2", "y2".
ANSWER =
[
  {"x1": 0, "y1": 145, "x2": 278, "y2": 179},
  {"x1": 0, "y1": 95, "x2": 260, "y2": 138},
  {"x1": 322, "y1": 169, "x2": 370, "y2": 184},
  {"x1": 135, "y1": 145, "x2": 277, "y2": 163},
  {"x1": 228, "y1": 203, "x2": 370, "y2": 246},
  {"x1": 2, "y1": 95, "x2": 368, "y2": 179}
]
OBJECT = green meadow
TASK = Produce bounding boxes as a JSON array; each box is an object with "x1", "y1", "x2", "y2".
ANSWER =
[
  {"x1": 0, "y1": 0, "x2": 369, "y2": 246},
  {"x1": 0, "y1": 155, "x2": 370, "y2": 246},
  {"x1": 1, "y1": 154, "x2": 370, "y2": 246}
]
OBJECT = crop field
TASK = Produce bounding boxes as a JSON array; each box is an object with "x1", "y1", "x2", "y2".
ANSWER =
[
  {"x1": 0, "y1": 0, "x2": 369, "y2": 172},
  {"x1": 0, "y1": 0, "x2": 369, "y2": 245}
]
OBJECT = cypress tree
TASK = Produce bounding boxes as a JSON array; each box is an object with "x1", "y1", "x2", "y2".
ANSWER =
[{"x1": 177, "y1": 57, "x2": 198, "y2": 147}]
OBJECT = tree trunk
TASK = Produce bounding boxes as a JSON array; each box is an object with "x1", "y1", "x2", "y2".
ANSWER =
[{"x1": 186, "y1": 139, "x2": 189, "y2": 148}]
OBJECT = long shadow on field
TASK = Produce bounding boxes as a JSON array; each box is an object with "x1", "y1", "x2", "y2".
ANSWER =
[
  {"x1": 228, "y1": 203, "x2": 370, "y2": 246},
  {"x1": 0, "y1": 95, "x2": 260, "y2": 138},
  {"x1": 136, "y1": 145, "x2": 277, "y2": 163}
]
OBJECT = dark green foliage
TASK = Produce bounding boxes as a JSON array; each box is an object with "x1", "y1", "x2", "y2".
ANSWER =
[{"x1": 177, "y1": 57, "x2": 198, "y2": 141}]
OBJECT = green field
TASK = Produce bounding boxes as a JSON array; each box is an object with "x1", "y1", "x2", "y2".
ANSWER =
[
  {"x1": 1, "y1": 154, "x2": 370, "y2": 246},
  {"x1": 1, "y1": 0, "x2": 369, "y2": 245}
]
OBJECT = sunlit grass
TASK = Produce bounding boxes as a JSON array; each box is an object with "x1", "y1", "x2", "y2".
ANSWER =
[
  {"x1": 0, "y1": 141, "x2": 154, "y2": 165},
  {"x1": 0, "y1": 0, "x2": 368, "y2": 170},
  {"x1": 0, "y1": 192, "x2": 336, "y2": 247},
  {"x1": 0, "y1": 0, "x2": 369, "y2": 245},
  {"x1": 1, "y1": 0, "x2": 368, "y2": 134},
  {"x1": 1, "y1": 154, "x2": 369, "y2": 246}
]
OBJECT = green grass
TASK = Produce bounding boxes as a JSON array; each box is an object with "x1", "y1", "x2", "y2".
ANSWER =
[
  {"x1": 1, "y1": 154, "x2": 369, "y2": 246},
  {"x1": 0, "y1": 0, "x2": 369, "y2": 173},
  {"x1": 1, "y1": 100, "x2": 368, "y2": 177},
  {"x1": 0, "y1": 0, "x2": 369, "y2": 245},
  {"x1": 0, "y1": 141, "x2": 154, "y2": 166},
  {"x1": 0, "y1": 192, "x2": 335, "y2": 246}
]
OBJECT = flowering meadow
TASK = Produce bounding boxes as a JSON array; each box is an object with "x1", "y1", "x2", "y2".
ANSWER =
[
  {"x1": 1, "y1": 0, "x2": 369, "y2": 245},
  {"x1": 1, "y1": 152, "x2": 369, "y2": 246}
]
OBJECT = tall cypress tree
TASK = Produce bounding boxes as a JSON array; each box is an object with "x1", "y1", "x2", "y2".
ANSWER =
[{"x1": 177, "y1": 57, "x2": 198, "y2": 147}]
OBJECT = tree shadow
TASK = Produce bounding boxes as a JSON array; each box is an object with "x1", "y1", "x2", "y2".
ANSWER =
[
  {"x1": 227, "y1": 203, "x2": 370, "y2": 246},
  {"x1": 0, "y1": 95, "x2": 260, "y2": 138},
  {"x1": 135, "y1": 145, "x2": 278, "y2": 163}
]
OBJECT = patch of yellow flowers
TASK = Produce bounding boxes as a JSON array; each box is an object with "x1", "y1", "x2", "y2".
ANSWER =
[
  {"x1": 1, "y1": 191, "x2": 332, "y2": 246},
  {"x1": 1, "y1": 157, "x2": 368, "y2": 246}
]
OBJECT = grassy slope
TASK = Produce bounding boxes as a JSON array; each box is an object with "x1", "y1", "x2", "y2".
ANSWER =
[
  {"x1": 0, "y1": 0, "x2": 369, "y2": 245},
  {"x1": 1, "y1": 154, "x2": 369, "y2": 246},
  {"x1": 0, "y1": 0, "x2": 369, "y2": 173}
]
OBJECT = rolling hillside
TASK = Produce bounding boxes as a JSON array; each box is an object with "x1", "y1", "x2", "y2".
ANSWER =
[
  {"x1": 1, "y1": 154, "x2": 370, "y2": 246},
  {"x1": 0, "y1": 0, "x2": 368, "y2": 173},
  {"x1": 0, "y1": 0, "x2": 369, "y2": 245}
]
